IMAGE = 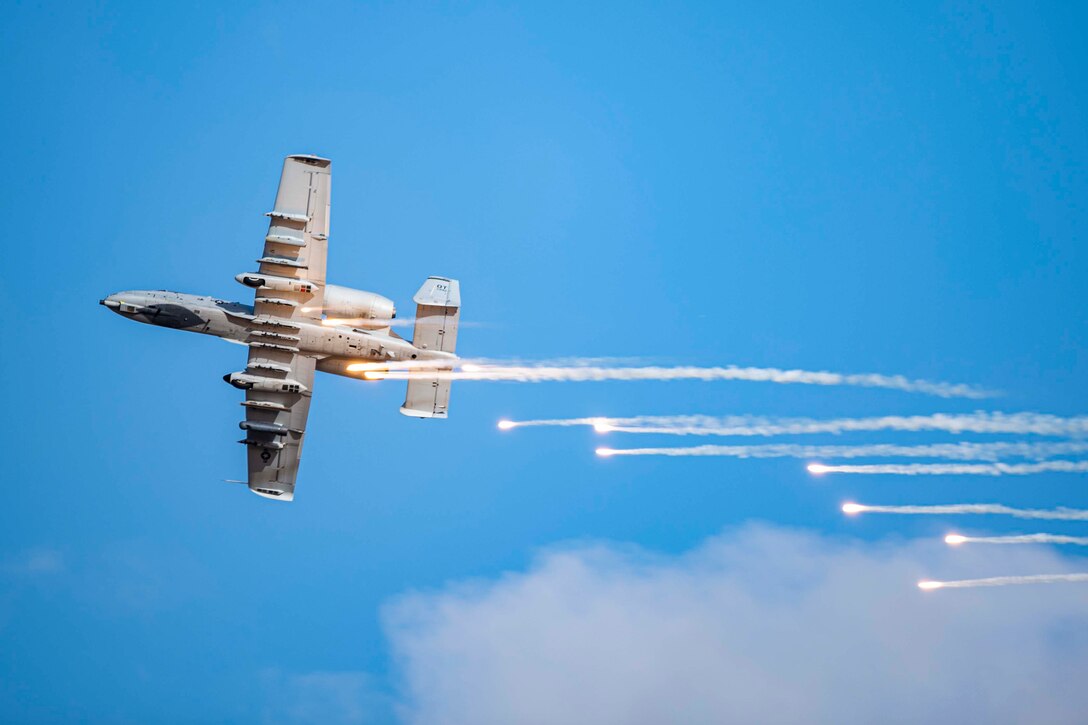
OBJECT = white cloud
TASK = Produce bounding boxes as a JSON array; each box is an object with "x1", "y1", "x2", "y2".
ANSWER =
[
  {"x1": 261, "y1": 670, "x2": 383, "y2": 725},
  {"x1": 384, "y1": 525, "x2": 1088, "y2": 725}
]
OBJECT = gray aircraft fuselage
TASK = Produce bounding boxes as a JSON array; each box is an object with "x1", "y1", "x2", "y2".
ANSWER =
[{"x1": 100, "y1": 290, "x2": 452, "y2": 377}]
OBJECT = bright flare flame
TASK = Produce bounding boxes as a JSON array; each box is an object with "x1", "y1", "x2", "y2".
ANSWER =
[
  {"x1": 917, "y1": 573, "x2": 1088, "y2": 588},
  {"x1": 790, "y1": 460, "x2": 1088, "y2": 476},
  {"x1": 592, "y1": 418, "x2": 613, "y2": 433},
  {"x1": 348, "y1": 362, "x2": 393, "y2": 378},
  {"x1": 807, "y1": 463, "x2": 830, "y2": 475},
  {"x1": 596, "y1": 447, "x2": 615, "y2": 457},
  {"x1": 945, "y1": 534, "x2": 968, "y2": 546},
  {"x1": 497, "y1": 420, "x2": 516, "y2": 430},
  {"x1": 821, "y1": 502, "x2": 1088, "y2": 521},
  {"x1": 490, "y1": 411, "x2": 1088, "y2": 438},
  {"x1": 461, "y1": 363, "x2": 482, "y2": 372}
]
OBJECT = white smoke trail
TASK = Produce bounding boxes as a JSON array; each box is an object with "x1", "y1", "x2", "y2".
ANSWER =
[
  {"x1": 944, "y1": 533, "x2": 1088, "y2": 546},
  {"x1": 352, "y1": 357, "x2": 641, "y2": 376},
  {"x1": 500, "y1": 416, "x2": 616, "y2": 430},
  {"x1": 841, "y1": 502, "x2": 1088, "y2": 521},
  {"x1": 918, "y1": 573, "x2": 1088, "y2": 589},
  {"x1": 320, "y1": 316, "x2": 416, "y2": 328},
  {"x1": 595, "y1": 441, "x2": 1088, "y2": 461},
  {"x1": 374, "y1": 363, "x2": 993, "y2": 398},
  {"x1": 499, "y1": 412, "x2": 1088, "y2": 437},
  {"x1": 808, "y1": 460, "x2": 1088, "y2": 476}
]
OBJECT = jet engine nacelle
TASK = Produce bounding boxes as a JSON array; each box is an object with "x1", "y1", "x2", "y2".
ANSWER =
[{"x1": 323, "y1": 285, "x2": 396, "y2": 326}]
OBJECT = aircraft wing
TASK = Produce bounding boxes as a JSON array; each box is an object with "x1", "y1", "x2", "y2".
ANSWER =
[
  {"x1": 241, "y1": 349, "x2": 315, "y2": 501},
  {"x1": 255, "y1": 154, "x2": 331, "y2": 321},
  {"x1": 238, "y1": 155, "x2": 332, "y2": 500}
]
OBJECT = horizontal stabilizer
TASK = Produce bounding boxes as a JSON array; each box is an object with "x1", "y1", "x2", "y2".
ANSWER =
[{"x1": 401, "y1": 375, "x2": 450, "y2": 419}]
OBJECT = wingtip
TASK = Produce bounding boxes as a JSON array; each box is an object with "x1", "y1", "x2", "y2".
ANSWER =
[
  {"x1": 399, "y1": 405, "x2": 448, "y2": 419},
  {"x1": 249, "y1": 487, "x2": 295, "y2": 502},
  {"x1": 286, "y1": 154, "x2": 330, "y2": 167}
]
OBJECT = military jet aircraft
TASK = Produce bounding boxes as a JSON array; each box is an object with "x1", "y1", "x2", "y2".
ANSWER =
[{"x1": 101, "y1": 155, "x2": 460, "y2": 501}]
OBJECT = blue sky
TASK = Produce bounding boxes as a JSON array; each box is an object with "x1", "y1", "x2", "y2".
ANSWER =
[{"x1": 3, "y1": 2, "x2": 1088, "y2": 722}]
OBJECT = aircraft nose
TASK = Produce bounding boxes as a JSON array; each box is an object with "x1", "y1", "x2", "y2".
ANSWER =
[{"x1": 99, "y1": 293, "x2": 122, "y2": 309}]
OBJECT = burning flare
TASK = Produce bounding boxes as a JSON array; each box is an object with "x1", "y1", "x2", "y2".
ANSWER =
[
  {"x1": 490, "y1": 411, "x2": 1088, "y2": 437},
  {"x1": 917, "y1": 574, "x2": 1088, "y2": 590},
  {"x1": 592, "y1": 442, "x2": 1088, "y2": 461},
  {"x1": 943, "y1": 533, "x2": 1088, "y2": 546},
  {"x1": 836, "y1": 502, "x2": 1088, "y2": 521},
  {"x1": 369, "y1": 361, "x2": 991, "y2": 398},
  {"x1": 497, "y1": 417, "x2": 613, "y2": 433},
  {"x1": 801, "y1": 460, "x2": 1088, "y2": 476}
]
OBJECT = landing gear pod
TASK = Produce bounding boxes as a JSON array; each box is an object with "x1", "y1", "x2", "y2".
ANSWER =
[{"x1": 234, "y1": 272, "x2": 317, "y2": 294}]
